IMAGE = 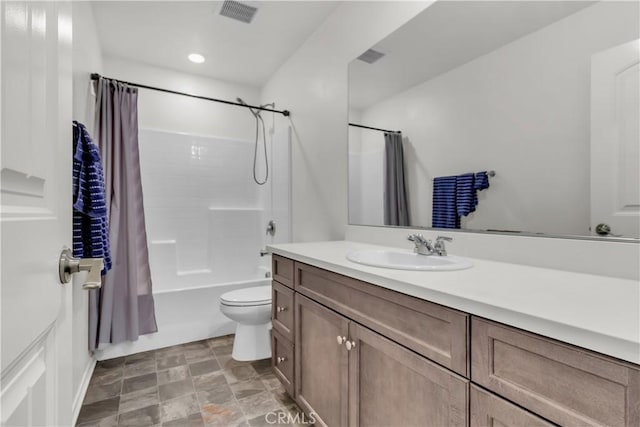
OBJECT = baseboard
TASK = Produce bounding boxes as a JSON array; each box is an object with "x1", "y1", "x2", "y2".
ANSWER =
[{"x1": 72, "y1": 357, "x2": 97, "y2": 425}]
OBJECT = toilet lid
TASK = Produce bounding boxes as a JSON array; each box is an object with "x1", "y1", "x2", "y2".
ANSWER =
[{"x1": 220, "y1": 285, "x2": 272, "y2": 307}]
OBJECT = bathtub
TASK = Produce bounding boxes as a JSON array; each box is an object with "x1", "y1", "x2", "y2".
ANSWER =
[{"x1": 95, "y1": 278, "x2": 270, "y2": 361}]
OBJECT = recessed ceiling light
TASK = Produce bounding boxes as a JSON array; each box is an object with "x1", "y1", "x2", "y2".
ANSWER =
[{"x1": 188, "y1": 53, "x2": 205, "y2": 64}]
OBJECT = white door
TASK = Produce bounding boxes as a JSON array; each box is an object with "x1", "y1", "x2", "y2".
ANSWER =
[
  {"x1": 591, "y1": 39, "x2": 640, "y2": 238},
  {"x1": 1, "y1": 2, "x2": 73, "y2": 426}
]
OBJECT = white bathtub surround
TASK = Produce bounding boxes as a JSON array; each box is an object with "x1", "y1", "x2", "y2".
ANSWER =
[
  {"x1": 96, "y1": 278, "x2": 270, "y2": 360},
  {"x1": 95, "y1": 128, "x2": 290, "y2": 360},
  {"x1": 268, "y1": 240, "x2": 640, "y2": 365}
]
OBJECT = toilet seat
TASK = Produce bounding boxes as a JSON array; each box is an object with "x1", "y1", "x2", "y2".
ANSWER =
[{"x1": 220, "y1": 285, "x2": 272, "y2": 307}]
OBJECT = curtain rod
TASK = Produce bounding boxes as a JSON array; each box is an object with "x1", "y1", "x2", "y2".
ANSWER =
[
  {"x1": 90, "y1": 73, "x2": 290, "y2": 117},
  {"x1": 349, "y1": 122, "x2": 401, "y2": 134}
]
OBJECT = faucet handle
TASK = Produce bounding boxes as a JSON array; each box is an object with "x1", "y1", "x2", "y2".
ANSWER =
[
  {"x1": 434, "y1": 236, "x2": 452, "y2": 256},
  {"x1": 408, "y1": 234, "x2": 428, "y2": 244},
  {"x1": 407, "y1": 234, "x2": 422, "y2": 243}
]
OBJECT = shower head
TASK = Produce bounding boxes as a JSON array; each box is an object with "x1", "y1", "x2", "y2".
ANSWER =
[{"x1": 237, "y1": 97, "x2": 260, "y2": 118}]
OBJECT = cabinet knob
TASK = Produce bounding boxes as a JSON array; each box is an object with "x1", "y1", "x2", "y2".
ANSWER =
[
  {"x1": 276, "y1": 306, "x2": 287, "y2": 313},
  {"x1": 345, "y1": 340, "x2": 357, "y2": 351},
  {"x1": 276, "y1": 356, "x2": 286, "y2": 364},
  {"x1": 336, "y1": 335, "x2": 346, "y2": 345}
]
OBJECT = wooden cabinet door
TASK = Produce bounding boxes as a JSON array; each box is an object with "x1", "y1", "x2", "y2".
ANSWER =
[
  {"x1": 472, "y1": 318, "x2": 640, "y2": 427},
  {"x1": 470, "y1": 385, "x2": 554, "y2": 427},
  {"x1": 272, "y1": 281, "x2": 294, "y2": 340},
  {"x1": 295, "y1": 294, "x2": 349, "y2": 427},
  {"x1": 272, "y1": 255, "x2": 295, "y2": 288},
  {"x1": 348, "y1": 323, "x2": 469, "y2": 427},
  {"x1": 272, "y1": 328, "x2": 295, "y2": 397}
]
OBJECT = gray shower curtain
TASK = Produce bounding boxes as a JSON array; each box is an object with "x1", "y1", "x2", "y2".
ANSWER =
[
  {"x1": 89, "y1": 77, "x2": 157, "y2": 351},
  {"x1": 384, "y1": 132, "x2": 410, "y2": 226}
]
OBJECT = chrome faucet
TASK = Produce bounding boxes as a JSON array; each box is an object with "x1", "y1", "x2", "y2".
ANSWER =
[
  {"x1": 407, "y1": 234, "x2": 434, "y2": 255},
  {"x1": 407, "y1": 234, "x2": 453, "y2": 256},
  {"x1": 433, "y1": 236, "x2": 453, "y2": 256}
]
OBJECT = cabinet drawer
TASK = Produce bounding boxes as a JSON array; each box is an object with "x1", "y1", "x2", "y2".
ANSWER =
[
  {"x1": 471, "y1": 318, "x2": 640, "y2": 427},
  {"x1": 272, "y1": 328, "x2": 294, "y2": 397},
  {"x1": 470, "y1": 385, "x2": 553, "y2": 427},
  {"x1": 272, "y1": 255, "x2": 294, "y2": 288},
  {"x1": 295, "y1": 262, "x2": 469, "y2": 376},
  {"x1": 272, "y1": 281, "x2": 294, "y2": 341}
]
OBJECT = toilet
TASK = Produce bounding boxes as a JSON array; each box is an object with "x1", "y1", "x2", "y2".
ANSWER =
[{"x1": 219, "y1": 285, "x2": 272, "y2": 361}]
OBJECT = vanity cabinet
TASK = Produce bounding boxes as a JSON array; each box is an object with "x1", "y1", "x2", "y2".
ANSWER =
[
  {"x1": 295, "y1": 294, "x2": 349, "y2": 427},
  {"x1": 470, "y1": 385, "x2": 553, "y2": 427},
  {"x1": 272, "y1": 328, "x2": 295, "y2": 397},
  {"x1": 295, "y1": 293, "x2": 468, "y2": 427},
  {"x1": 271, "y1": 255, "x2": 297, "y2": 398},
  {"x1": 295, "y1": 262, "x2": 469, "y2": 376},
  {"x1": 471, "y1": 318, "x2": 640, "y2": 427},
  {"x1": 348, "y1": 322, "x2": 468, "y2": 427},
  {"x1": 272, "y1": 255, "x2": 640, "y2": 427},
  {"x1": 272, "y1": 281, "x2": 294, "y2": 341},
  {"x1": 273, "y1": 254, "x2": 295, "y2": 288}
]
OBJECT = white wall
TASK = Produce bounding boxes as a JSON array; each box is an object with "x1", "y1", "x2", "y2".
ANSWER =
[
  {"x1": 261, "y1": 1, "x2": 433, "y2": 242},
  {"x1": 103, "y1": 57, "x2": 260, "y2": 140},
  {"x1": 71, "y1": 1, "x2": 102, "y2": 421},
  {"x1": 357, "y1": 1, "x2": 639, "y2": 235}
]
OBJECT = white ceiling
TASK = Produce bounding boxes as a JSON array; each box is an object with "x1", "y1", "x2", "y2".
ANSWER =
[
  {"x1": 349, "y1": 1, "x2": 595, "y2": 110},
  {"x1": 92, "y1": 1, "x2": 339, "y2": 87}
]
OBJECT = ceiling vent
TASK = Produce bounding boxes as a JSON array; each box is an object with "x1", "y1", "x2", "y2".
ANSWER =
[
  {"x1": 219, "y1": 0, "x2": 258, "y2": 24},
  {"x1": 357, "y1": 49, "x2": 385, "y2": 64}
]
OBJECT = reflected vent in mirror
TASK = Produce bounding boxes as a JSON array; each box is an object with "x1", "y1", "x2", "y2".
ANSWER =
[
  {"x1": 219, "y1": 0, "x2": 258, "y2": 24},
  {"x1": 357, "y1": 49, "x2": 385, "y2": 64}
]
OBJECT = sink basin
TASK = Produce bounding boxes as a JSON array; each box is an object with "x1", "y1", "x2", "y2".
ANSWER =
[{"x1": 346, "y1": 249, "x2": 473, "y2": 271}]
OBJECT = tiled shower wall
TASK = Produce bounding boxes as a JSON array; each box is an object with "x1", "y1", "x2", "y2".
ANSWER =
[
  {"x1": 96, "y1": 127, "x2": 291, "y2": 360},
  {"x1": 140, "y1": 129, "x2": 271, "y2": 289}
]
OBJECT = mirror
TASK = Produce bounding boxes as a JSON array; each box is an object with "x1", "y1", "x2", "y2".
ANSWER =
[{"x1": 348, "y1": 1, "x2": 639, "y2": 240}]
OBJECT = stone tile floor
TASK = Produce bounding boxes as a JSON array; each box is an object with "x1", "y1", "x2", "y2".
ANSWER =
[{"x1": 76, "y1": 335, "x2": 307, "y2": 426}]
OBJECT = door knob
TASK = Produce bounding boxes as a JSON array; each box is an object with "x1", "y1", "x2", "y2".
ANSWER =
[
  {"x1": 276, "y1": 306, "x2": 287, "y2": 313},
  {"x1": 58, "y1": 248, "x2": 104, "y2": 290},
  {"x1": 336, "y1": 335, "x2": 346, "y2": 345},
  {"x1": 276, "y1": 356, "x2": 287, "y2": 364},
  {"x1": 595, "y1": 223, "x2": 611, "y2": 235},
  {"x1": 345, "y1": 340, "x2": 357, "y2": 351}
]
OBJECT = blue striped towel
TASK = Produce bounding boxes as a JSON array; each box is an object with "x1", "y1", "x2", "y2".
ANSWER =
[
  {"x1": 456, "y1": 173, "x2": 477, "y2": 217},
  {"x1": 475, "y1": 171, "x2": 490, "y2": 191},
  {"x1": 432, "y1": 176, "x2": 459, "y2": 229},
  {"x1": 72, "y1": 121, "x2": 112, "y2": 273},
  {"x1": 433, "y1": 171, "x2": 491, "y2": 228}
]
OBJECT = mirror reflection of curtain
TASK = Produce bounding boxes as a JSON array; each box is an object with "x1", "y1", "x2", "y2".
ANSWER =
[{"x1": 384, "y1": 132, "x2": 410, "y2": 226}]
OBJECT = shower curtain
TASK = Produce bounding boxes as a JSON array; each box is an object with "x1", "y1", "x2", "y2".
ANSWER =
[
  {"x1": 383, "y1": 132, "x2": 410, "y2": 226},
  {"x1": 89, "y1": 77, "x2": 157, "y2": 351}
]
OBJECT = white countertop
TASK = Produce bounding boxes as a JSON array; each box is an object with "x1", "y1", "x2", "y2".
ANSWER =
[{"x1": 268, "y1": 240, "x2": 640, "y2": 365}]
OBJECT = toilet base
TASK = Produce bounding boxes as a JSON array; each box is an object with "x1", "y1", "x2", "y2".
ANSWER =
[{"x1": 231, "y1": 322, "x2": 272, "y2": 361}]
